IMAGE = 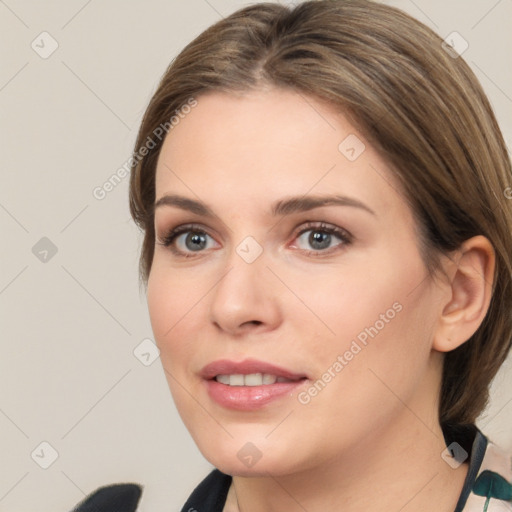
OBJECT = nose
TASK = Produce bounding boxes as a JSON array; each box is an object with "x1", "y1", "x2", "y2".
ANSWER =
[{"x1": 209, "y1": 244, "x2": 282, "y2": 336}]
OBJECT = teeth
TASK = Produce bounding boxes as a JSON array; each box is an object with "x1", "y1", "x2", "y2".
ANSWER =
[
  {"x1": 215, "y1": 374, "x2": 231, "y2": 385},
  {"x1": 245, "y1": 373, "x2": 264, "y2": 386},
  {"x1": 263, "y1": 373, "x2": 277, "y2": 385},
  {"x1": 215, "y1": 373, "x2": 295, "y2": 386}
]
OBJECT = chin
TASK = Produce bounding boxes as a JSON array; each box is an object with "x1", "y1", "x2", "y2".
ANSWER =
[
  {"x1": 211, "y1": 458, "x2": 293, "y2": 478},
  {"x1": 198, "y1": 440, "x2": 302, "y2": 478}
]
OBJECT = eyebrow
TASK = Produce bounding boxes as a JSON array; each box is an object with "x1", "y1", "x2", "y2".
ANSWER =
[{"x1": 154, "y1": 193, "x2": 376, "y2": 217}]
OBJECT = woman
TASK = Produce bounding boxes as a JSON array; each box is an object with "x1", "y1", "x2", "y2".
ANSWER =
[{"x1": 70, "y1": 0, "x2": 512, "y2": 510}]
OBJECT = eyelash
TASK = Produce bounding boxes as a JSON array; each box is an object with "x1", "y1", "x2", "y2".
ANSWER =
[{"x1": 156, "y1": 221, "x2": 353, "y2": 259}]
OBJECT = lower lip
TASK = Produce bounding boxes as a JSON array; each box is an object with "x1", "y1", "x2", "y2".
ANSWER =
[{"x1": 205, "y1": 378, "x2": 307, "y2": 411}]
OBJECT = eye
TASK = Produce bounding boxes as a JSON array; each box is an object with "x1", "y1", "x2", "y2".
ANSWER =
[
  {"x1": 291, "y1": 222, "x2": 352, "y2": 255},
  {"x1": 156, "y1": 223, "x2": 218, "y2": 257}
]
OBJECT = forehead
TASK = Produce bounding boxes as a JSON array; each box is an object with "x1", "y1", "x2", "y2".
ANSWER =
[{"x1": 154, "y1": 88, "x2": 406, "y2": 218}]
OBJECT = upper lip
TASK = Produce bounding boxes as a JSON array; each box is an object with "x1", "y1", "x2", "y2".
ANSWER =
[{"x1": 200, "y1": 358, "x2": 308, "y2": 381}]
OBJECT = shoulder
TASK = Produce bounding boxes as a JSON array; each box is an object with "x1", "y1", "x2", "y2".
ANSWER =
[
  {"x1": 457, "y1": 427, "x2": 512, "y2": 512},
  {"x1": 70, "y1": 482, "x2": 143, "y2": 512},
  {"x1": 468, "y1": 434, "x2": 512, "y2": 511}
]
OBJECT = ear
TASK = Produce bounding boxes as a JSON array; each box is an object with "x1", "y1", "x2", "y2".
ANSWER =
[{"x1": 432, "y1": 235, "x2": 496, "y2": 353}]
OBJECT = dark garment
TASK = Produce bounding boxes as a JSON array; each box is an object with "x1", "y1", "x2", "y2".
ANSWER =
[
  {"x1": 70, "y1": 424, "x2": 512, "y2": 512},
  {"x1": 180, "y1": 469, "x2": 232, "y2": 512},
  {"x1": 69, "y1": 483, "x2": 142, "y2": 512}
]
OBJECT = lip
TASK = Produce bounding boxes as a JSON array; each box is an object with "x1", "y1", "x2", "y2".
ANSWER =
[{"x1": 200, "y1": 358, "x2": 309, "y2": 411}]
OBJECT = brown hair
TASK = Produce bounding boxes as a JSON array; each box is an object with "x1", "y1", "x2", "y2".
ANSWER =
[{"x1": 129, "y1": 0, "x2": 512, "y2": 428}]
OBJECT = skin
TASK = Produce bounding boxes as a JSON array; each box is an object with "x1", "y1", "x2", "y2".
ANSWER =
[{"x1": 147, "y1": 86, "x2": 495, "y2": 511}]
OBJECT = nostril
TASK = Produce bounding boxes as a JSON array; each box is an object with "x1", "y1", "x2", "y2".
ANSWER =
[{"x1": 241, "y1": 320, "x2": 262, "y2": 327}]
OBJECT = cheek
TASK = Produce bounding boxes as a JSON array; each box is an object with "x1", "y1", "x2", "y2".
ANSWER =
[
  {"x1": 146, "y1": 267, "x2": 199, "y2": 369},
  {"x1": 147, "y1": 271, "x2": 172, "y2": 341},
  {"x1": 147, "y1": 270, "x2": 205, "y2": 425},
  {"x1": 294, "y1": 260, "x2": 402, "y2": 351},
  {"x1": 301, "y1": 246, "x2": 434, "y2": 382}
]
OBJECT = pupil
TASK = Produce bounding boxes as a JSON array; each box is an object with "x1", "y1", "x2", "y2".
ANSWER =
[
  {"x1": 310, "y1": 231, "x2": 330, "y2": 249},
  {"x1": 186, "y1": 232, "x2": 206, "y2": 251}
]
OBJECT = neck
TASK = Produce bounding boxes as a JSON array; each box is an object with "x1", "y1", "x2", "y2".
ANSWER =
[{"x1": 225, "y1": 414, "x2": 469, "y2": 512}]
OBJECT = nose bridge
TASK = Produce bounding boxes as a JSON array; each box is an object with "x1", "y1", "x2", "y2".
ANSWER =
[
  {"x1": 208, "y1": 232, "x2": 280, "y2": 332},
  {"x1": 215, "y1": 233, "x2": 267, "y2": 304}
]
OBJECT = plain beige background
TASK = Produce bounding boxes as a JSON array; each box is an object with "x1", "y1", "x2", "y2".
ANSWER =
[{"x1": 1, "y1": 0, "x2": 511, "y2": 510}]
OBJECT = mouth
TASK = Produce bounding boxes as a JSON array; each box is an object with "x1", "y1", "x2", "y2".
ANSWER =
[
  {"x1": 200, "y1": 358, "x2": 309, "y2": 411},
  {"x1": 214, "y1": 373, "x2": 304, "y2": 386}
]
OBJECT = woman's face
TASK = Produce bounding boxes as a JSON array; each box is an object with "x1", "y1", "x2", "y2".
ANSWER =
[{"x1": 148, "y1": 87, "x2": 450, "y2": 476}]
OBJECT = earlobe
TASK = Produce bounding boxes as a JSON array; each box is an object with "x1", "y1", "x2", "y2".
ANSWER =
[{"x1": 433, "y1": 235, "x2": 495, "y2": 353}]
